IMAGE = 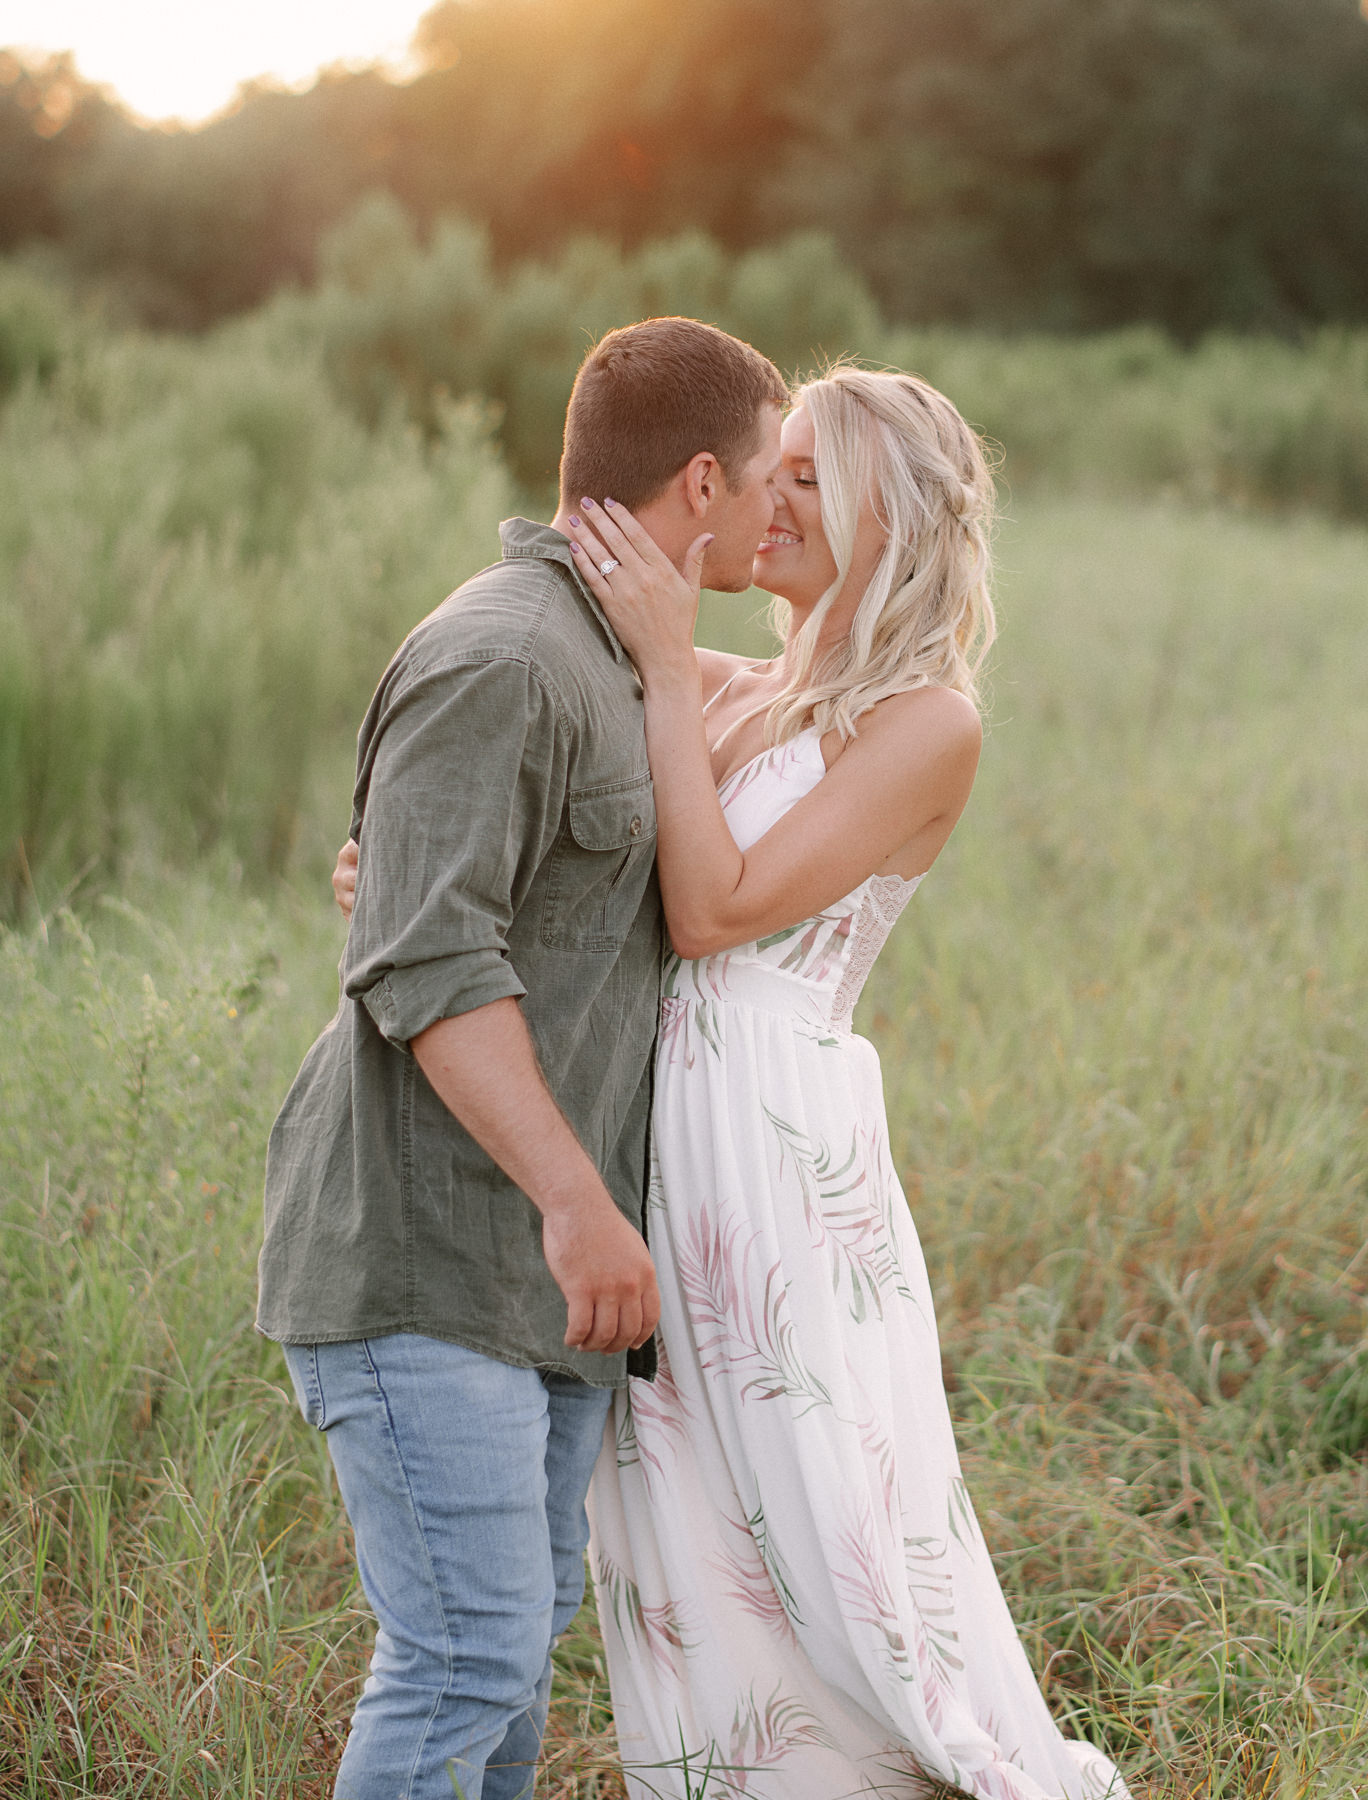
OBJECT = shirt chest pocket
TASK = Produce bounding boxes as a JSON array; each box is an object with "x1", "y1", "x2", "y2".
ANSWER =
[{"x1": 540, "y1": 776, "x2": 657, "y2": 953}]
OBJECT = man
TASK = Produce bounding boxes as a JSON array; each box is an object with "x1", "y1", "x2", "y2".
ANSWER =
[{"x1": 258, "y1": 317, "x2": 786, "y2": 1800}]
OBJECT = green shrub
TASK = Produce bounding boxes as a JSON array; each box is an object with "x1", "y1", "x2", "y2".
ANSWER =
[
  {"x1": 0, "y1": 304, "x2": 512, "y2": 917},
  {"x1": 284, "y1": 201, "x2": 888, "y2": 489},
  {"x1": 886, "y1": 324, "x2": 1368, "y2": 520},
  {"x1": 0, "y1": 261, "x2": 71, "y2": 399}
]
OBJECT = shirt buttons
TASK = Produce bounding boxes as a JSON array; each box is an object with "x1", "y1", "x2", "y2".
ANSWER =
[{"x1": 629, "y1": 816, "x2": 643, "y2": 837}]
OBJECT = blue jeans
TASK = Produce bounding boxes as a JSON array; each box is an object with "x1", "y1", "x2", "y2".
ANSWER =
[{"x1": 282, "y1": 1334, "x2": 613, "y2": 1800}]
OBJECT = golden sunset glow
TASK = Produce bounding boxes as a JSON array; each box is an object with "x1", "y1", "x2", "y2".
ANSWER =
[{"x1": 0, "y1": 0, "x2": 437, "y2": 124}]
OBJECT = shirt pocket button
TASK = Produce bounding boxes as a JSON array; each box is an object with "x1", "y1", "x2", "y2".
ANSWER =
[{"x1": 629, "y1": 817, "x2": 643, "y2": 837}]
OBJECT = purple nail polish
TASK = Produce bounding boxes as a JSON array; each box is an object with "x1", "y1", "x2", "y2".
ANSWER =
[
  {"x1": 581, "y1": 496, "x2": 595, "y2": 509},
  {"x1": 604, "y1": 497, "x2": 616, "y2": 509},
  {"x1": 568, "y1": 516, "x2": 581, "y2": 528}
]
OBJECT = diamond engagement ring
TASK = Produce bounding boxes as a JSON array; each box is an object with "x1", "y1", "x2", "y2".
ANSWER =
[{"x1": 599, "y1": 558, "x2": 619, "y2": 577}]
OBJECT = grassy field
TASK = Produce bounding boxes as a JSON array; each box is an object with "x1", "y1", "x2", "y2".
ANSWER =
[{"x1": 2, "y1": 495, "x2": 1366, "y2": 1797}]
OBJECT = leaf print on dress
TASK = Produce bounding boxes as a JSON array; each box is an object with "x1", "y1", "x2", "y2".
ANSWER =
[
  {"x1": 725, "y1": 1685, "x2": 834, "y2": 1790},
  {"x1": 832, "y1": 1491, "x2": 915, "y2": 1684},
  {"x1": 595, "y1": 1546, "x2": 698, "y2": 1680},
  {"x1": 707, "y1": 1493, "x2": 804, "y2": 1634},
  {"x1": 716, "y1": 738, "x2": 794, "y2": 808},
  {"x1": 760, "y1": 911, "x2": 853, "y2": 983},
  {"x1": 628, "y1": 1337, "x2": 692, "y2": 1487},
  {"x1": 947, "y1": 1475, "x2": 985, "y2": 1556},
  {"x1": 674, "y1": 1202, "x2": 833, "y2": 1414},
  {"x1": 660, "y1": 992, "x2": 728, "y2": 1068},
  {"x1": 902, "y1": 1533, "x2": 964, "y2": 1675},
  {"x1": 841, "y1": 1362, "x2": 899, "y2": 1524},
  {"x1": 833, "y1": 1490, "x2": 966, "y2": 1747},
  {"x1": 645, "y1": 1153, "x2": 669, "y2": 1219},
  {"x1": 661, "y1": 952, "x2": 737, "y2": 1066},
  {"x1": 616, "y1": 1397, "x2": 640, "y2": 1470},
  {"x1": 763, "y1": 1107, "x2": 903, "y2": 1324},
  {"x1": 625, "y1": 1685, "x2": 834, "y2": 1800},
  {"x1": 868, "y1": 1124, "x2": 922, "y2": 1310}
]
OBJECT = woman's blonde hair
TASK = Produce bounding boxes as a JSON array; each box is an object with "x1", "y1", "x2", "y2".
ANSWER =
[{"x1": 745, "y1": 365, "x2": 997, "y2": 750}]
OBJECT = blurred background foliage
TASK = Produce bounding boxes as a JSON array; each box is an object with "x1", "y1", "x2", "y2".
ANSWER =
[
  {"x1": 3, "y1": 0, "x2": 1368, "y2": 918},
  {"x1": 3, "y1": 0, "x2": 1368, "y2": 337}
]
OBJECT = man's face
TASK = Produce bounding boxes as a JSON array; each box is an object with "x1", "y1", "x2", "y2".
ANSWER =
[{"x1": 699, "y1": 405, "x2": 783, "y2": 593}]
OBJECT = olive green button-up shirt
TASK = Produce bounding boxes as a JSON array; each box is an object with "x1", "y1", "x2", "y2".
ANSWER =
[{"x1": 257, "y1": 519, "x2": 662, "y2": 1386}]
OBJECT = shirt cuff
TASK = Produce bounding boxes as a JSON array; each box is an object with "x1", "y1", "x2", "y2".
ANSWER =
[{"x1": 356, "y1": 952, "x2": 528, "y2": 1048}]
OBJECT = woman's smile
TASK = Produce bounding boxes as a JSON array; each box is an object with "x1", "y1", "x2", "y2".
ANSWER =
[{"x1": 748, "y1": 405, "x2": 843, "y2": 607}]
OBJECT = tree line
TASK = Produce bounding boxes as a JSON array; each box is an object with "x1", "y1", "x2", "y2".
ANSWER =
[{"x1": 4, "y1": 0, "x2": 1368, "y2": 337}]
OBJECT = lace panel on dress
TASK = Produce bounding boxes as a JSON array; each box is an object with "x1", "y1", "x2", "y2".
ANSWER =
[{"x1": 828, "y1": 873, "x2": 922, "y2": 1031}]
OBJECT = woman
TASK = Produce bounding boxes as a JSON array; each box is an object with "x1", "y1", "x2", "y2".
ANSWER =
[{"x1": 564, "y1": 367, "x2": 1130, "y2": 1800}]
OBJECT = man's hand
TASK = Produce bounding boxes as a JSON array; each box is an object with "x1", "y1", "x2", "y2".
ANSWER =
[
  {"x1": 333, "y1": 838, "x2": 359, "y2": 922},
  {"x1": 542, "y1": 1195, "x2": 659, "y2": 1354}
]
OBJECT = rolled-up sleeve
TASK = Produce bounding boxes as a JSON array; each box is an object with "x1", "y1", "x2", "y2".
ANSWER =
[{"x1": 342, "y1": 653, "x2": 566, "y2": 1047}]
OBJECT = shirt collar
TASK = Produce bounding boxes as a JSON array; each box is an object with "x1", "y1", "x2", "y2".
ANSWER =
[{"x1": 498, "y1": 517, "x2": 625, "y2": 663}]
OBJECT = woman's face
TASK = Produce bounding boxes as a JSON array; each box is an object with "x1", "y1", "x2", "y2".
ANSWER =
[{"x1": 751, "y1": 406, "x2": 883, "y2": 629}]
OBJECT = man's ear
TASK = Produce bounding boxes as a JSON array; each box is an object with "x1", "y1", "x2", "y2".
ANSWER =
[{"x1": 682, "y1": 451, "x2": 722, "y2": 519}]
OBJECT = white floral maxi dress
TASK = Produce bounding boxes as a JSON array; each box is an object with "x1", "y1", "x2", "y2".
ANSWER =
[{"x1": 587, "y1": 729, "x2": 1130, "y2": 1800}]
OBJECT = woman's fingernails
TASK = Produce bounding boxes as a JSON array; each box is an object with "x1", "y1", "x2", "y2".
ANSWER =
[
  {"x1": 568, "y1": 515, "x2": 581, "y2": 528},
  {"x1": 581, "y1": 496, "x2": 596, "y2": 509},
  {"x1": 604, "y1": 497, "x2": 616, "y2": 509},
  {"x1": 569, "y1": 540, "x2": 581, "y2": 553}
]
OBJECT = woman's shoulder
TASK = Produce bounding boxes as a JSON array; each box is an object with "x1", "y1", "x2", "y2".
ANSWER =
[
  {"x1": 858, "y1": 683, "x2": 982, "y2": 751},
  {"x1": 822, "y1": 684, "x2": 981, "y2": 780}
]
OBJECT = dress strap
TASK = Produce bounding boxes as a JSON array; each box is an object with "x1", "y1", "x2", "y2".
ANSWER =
[{"x1": 701, "y1": 660, "x2": 771, "y2": 717}]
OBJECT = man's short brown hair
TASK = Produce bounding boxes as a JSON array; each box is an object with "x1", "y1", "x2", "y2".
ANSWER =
[{"x1": 559, "y1": 318, "x2": 788, "y2": 512}]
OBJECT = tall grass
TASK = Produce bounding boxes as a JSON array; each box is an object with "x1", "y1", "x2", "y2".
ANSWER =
[
  {"x1": 884, "y1": 326, "x2": 1368, "y2": 523},
  {"x1": 3, "y1": 496, "x2": 1364, "y2": 1796},
  {"x1": 0, "y1": 265, "x2": 512, "y2": 919},
  {"x1": 282, "y1": 197, "x2": 881, "y2": 490}
]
